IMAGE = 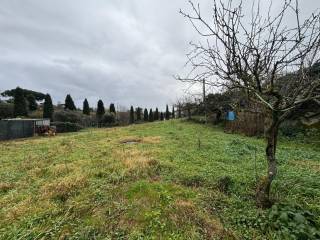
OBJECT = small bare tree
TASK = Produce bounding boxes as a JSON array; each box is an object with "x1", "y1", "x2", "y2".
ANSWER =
[{"x1": 178, "y1": 0, "x2": 320, "y2": 207}]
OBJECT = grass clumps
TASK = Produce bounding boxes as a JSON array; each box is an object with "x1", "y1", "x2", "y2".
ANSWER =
[
  {"x1": 41, "y1": 175, "x2": 88, "y2": 202},
  {"x1": 217, "y1": 176, "x2": 233, "y2": 194}
]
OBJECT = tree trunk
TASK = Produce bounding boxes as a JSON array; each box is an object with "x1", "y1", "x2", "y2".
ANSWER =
[{"x1": 256, "y1": 112, "x2": 280, "y2": 208}]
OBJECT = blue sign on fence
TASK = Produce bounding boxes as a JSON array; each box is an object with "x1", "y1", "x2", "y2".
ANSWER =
[{"x1": 226, "y1": 111, "x2": 236, "y2": 121}]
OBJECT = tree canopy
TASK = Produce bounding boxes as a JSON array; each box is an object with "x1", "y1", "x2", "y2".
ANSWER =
[
  {"x1": 130, "y1": 106, "x2": 135, "y2": 124},
  {"x1": 96, "y1": 100, "x2": 105, "y2": 119},
  {"x1": 2, "y1": 88, "x2": 46, "y2": 101},
  {"x1": 43, "y1": 94, "x2": 54, "y2": 120},
  {"x1": 13, "y1": 87, "x2": 28, "y2": 117},
  {"x1": 27, "y1": 94, "x2": 38, "y2": 111},
  {"x1": 109, "y1": 103, "x2": 116, "y2": 114},
  {"x1": 144, "y1": 108, "x2": 149, "y2": 121},
  {"x1": 65, "y1": 94, "x2": 77, "y2": 111},
  {"x1": 83, "y1": 99, "x2": 90, "y2": 115},
  {"x1": 149, "y1": 109, "x2": 154, "y2": 122}
]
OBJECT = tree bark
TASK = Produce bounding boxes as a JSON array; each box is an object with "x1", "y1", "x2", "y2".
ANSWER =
[{"x1": 256, "y1": 112, "x2": 280, "y2": 208}]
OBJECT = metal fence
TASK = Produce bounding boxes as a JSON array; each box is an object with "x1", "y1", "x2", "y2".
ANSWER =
[{"x1": 0, "y1": 119, "x2": 50, "y2": 141}]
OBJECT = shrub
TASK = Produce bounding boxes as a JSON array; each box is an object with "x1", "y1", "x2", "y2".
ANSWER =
[
  {"x1": 101, "y1": 113, "x2": 116, "y2": 125},
  {"x1": 0, "y1": 102, "x2": 14, "y2": 119},
  {"x1": 51, "y1": 122, "x2": 83, "y2": 133},
  {"x1": 280, "y1": 120, "x2": 305, "y2": 138},
  {"x1": 53, "y1": 110, "x2": 81, "y2": 123},
  {"x1": 264, "y1": 204, "x2": 320, "y2": 239},
  {"x1": 53, "y1": 110, "x2": 92, "y2": 126}
]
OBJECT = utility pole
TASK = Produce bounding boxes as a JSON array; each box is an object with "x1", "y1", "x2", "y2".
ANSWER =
[{"x1": 203, "y1": 79, "x2": 207, "y2": 124}]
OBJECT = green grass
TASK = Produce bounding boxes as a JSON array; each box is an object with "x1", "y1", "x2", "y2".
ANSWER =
[{"x1": 0, "y1": 120, "x2": 319, "y2": 239}]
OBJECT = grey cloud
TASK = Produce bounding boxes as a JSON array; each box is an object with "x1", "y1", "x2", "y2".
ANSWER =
[{"x1": 0, "y1": 0, "x2": 319, "y2": 110}]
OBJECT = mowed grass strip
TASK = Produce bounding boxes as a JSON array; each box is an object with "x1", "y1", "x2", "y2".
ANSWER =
[{"x1": 0, "y1": 120, "x2": 319, "y2": 239}]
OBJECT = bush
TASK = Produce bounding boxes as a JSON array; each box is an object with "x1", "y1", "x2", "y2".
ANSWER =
[
  {"x1": 53, "y1": 110, "x2": 92, "y2": 126},
  {"x1": 51, "y1": 122, "x2": 83, "y2": 133},
  {"x1": 0, "y1": 102, "x2": 14, "y2": 119},
  {"x1": 280, "y1": 120, "x2": 305, "y2": 138},
  {"x1": 101, "y1": 113, "x2": 116, "y2": 125},
  {"x1": 264, "y1": 204, "x2": 320, "y2": 239}
]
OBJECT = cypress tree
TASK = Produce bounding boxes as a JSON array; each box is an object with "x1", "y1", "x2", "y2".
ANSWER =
[
  {"x1": 149, "y1": 109, "x2": 154, "y2": 122},
  {"x1": 43, "y1": 94, "x2": 54, "y2": 120},
  {"x1": 83, "y1": 99, "x2": 90, "y2": 115},
  {"x1": 65, "y1": 94, "x2": 76, "y2": 110},
  {"x1": 96, "y1": 100, "x2": 105, "y2": 119},
  {"x1": 165, "y1": 105, "x2": 170, "y2": 120},
  {"x1": 144, "y1": 108, "x2": 149, "y2": 121},
  {"x1": 160, "y1": 112, "x2": 164, "y2": 121},
  {"x1": 154, "y1": 108, "x2": 159, "y2": 121},
  {"x1": 178, "y1": 105, "x2": 182, "y2": 118},
  {"x1": 27, "y1": 94, "x2": 38, "y2": 111},
  {"x1": 129, "y1": 106, "x2": 134, "y2": 124},
  {"x1": 136, "y1": 107, "x2": 142, "y2": 121},
  {"x1": 109, "y1": 103, "x2": 116, "y2": 114},
  {"x1": 172, "y1": 106, "x2": 175, "y2": 119},
  {"x1": 14, "y1": 87, "x2": 28, "y2": 117}
]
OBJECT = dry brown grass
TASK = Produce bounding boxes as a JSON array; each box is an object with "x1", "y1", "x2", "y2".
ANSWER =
[
  {"x1": 5, "y1": 197, "x2": 56, "y2": 222},
  {"x1": 119, "y1": 136, "x2": 161, "y2": 144},
  {"x1": 48, "y1": 163, "x2": 79, "y2": 177},
  {"x1": 291, "y1": 160, "x2": 320, "y2": 172},
  {"x1": 41, "y1": 175, "x2": 88, "y2": 201},
  {"x1": 142, "y1": 136, "x2": 162, "y2": 144},
  {"x1": 114, "y1": 148, "x2": 158, "y2": 170},
  {"x1": 171, "y1": 199, "x2": 236, "y2": 240},
  {"x1": 5, "y1": 197, "x2": 33, "y2": 221}
]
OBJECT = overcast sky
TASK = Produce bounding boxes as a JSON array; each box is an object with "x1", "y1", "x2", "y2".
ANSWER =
[{"x1": 0, "y1": 0, "x2": 318, "y2": 110}]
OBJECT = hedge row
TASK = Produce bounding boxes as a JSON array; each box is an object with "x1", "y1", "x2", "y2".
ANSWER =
[{"x1": 51, "y1": 122, "x2": 83, "y2": 133}]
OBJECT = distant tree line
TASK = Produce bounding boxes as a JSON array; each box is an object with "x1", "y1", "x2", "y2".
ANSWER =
[{"x1": 1, "y1": 87, "x2": 179, "y2": 128}]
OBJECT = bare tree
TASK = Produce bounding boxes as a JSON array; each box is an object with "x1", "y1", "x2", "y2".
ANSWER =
[{"x1": 178, "y1": 0, "x2": 320, "y2": 207}]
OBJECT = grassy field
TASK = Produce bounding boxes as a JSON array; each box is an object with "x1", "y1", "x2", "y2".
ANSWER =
[{"x1": 0, "y1": 120, "x2": 319, "y2": 239}]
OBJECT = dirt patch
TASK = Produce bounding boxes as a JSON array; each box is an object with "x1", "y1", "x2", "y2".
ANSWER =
[
  {"x1": 120, "y1": 137, "x2": 142, "y2": 144},
  {"x1": 0, "y1": 182, "x2": 14, "y2": 193},
  {"x1": 119, "y1": 136, "x2": 161, "y2": 145}
]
